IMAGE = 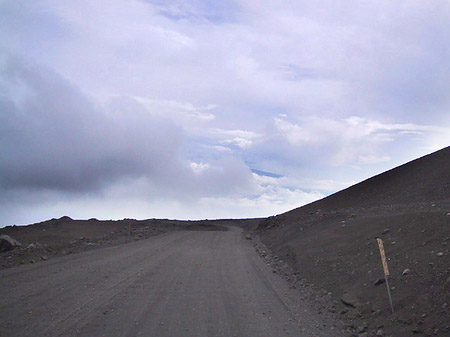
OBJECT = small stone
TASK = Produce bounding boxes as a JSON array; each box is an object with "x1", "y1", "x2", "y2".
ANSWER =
[
  {"x1": 402, "y1": 268, "x2": 411, "y2": 276},
  {"x1": 382, "y1": 228, "x2": 390, "y2": 235},
  {"x1": 374, "y1": 278, "x2": 385, "y2": 286},
  {"x1": 437, "y1": 252, "x2": 444, "y2": 257},
  {"x1": 357, "y1": 326, "x2": 367, "y2": 333},
  {"x1": 341, "y1": 292, "x2": 360, "y2": 308},
  {"x1": 0, "y1": 235, "x2": 22, "y2": 252},
  {"x1": 41, "y1": 255, "x2": 48, "y2": 261}
]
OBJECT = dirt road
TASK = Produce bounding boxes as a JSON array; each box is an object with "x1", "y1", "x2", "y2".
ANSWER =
[{"x1": 0, "y1": 226, "x2": 344, "y2": 337}]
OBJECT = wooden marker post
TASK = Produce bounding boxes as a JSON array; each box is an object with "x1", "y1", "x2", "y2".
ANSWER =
[{"x1": 377, "y1": 238, "x2": 394, "y2": 314}]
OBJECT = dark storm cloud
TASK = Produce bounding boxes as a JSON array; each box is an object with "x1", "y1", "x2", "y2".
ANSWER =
[
  {"x1": 0, "y1": 55, "x2": 258, "y2": 204},
  {"x1": 0, "y1": 56, "x2": 183, "y2": 192}
]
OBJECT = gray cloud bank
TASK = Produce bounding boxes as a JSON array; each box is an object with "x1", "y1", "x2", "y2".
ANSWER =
[
  {"x1": 0, "y1": 56, "x2": 255, "y2": 199},
  {"x1": 1, "y1": 57, "x2": 178, "y2": 191}
]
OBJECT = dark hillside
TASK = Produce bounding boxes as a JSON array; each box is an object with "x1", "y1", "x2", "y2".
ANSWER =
[{"x1": 257, "y1": 146, "x2": 450, "y2": 337}]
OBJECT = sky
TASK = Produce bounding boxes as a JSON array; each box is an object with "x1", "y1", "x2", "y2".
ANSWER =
[{"x1": 1, "y1": 0, "x2": 450, "y2": 225}]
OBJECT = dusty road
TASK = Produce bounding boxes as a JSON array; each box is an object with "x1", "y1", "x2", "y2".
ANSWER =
[{"x1": 0, "y1": 226, "x2": 344, "y2": 337}]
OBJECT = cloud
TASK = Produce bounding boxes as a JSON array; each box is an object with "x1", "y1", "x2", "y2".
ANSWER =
[
  {"x1": 271, "y1": 114, "x2": 449, "y2": 166},
  {"x1": 0, "y1": 55, "x2": 259, "y2": 202},
  {"x1": 124, "y1": 96, "x2": 217, "y2": 122},
  {"x1": 210, "y1": 128, "x2": 261, "y2": 149},
  {"x1": 147, "y1": 0, "x2": 240, "y2": 23},
  {"x1": 0, "y1": 56, "x2": 184, "y2": 192}
]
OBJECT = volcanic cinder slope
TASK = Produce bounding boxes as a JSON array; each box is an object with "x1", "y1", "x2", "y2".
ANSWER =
[{"x1": 257, "y1": 145, "x2": 450, "y2": 336}]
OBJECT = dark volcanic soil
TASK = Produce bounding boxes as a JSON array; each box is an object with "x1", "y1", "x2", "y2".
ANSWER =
[{"x1": 256, "y1": 146, "x2": 450, "y2": 337}]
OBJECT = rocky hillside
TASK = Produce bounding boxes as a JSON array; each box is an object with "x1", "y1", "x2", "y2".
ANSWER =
[{"x1": 257, "y1": 146, "x2": 450, "y2": 337}]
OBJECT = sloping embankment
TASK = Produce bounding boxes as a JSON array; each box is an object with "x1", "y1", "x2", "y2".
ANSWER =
[{"x1": 257, "y1": 146, "x2": 450, "y2": 337}]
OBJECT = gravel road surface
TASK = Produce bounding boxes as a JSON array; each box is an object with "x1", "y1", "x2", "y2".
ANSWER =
[{"x1": 0, "y1": 226, "x2": 344, "y2": 337}]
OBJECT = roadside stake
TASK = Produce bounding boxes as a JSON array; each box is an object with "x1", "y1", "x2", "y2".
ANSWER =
[{"x1": 377, "y1": 238, "x2": 394, "y2": 314}]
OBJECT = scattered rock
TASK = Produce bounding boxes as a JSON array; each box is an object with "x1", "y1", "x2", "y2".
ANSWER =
[
  {"x1": 374, "y1": 278, "x2": 385, "y2": 286},
  {"x1": 372, "y1": 310, "x2": 381, "y2": 317},
  {"x1": 245, "y1": 234, "x2": 252, "y2": 240},
  {"x1": 376, "y1": 329, "x2": 385, "y2": 336},
  {"x1": 0, "y1": 235, "x2": 22, "y2": 252},
  {"x1": 41, "y1": 255, "x2": 48, "y2": 261},
  {"x1": 437, "y1": 252, "x2": 444, "y2": 257},
  {"x1": 357, "y1": 326, "x2": 367, "y2": 333},
  {"x1": 397, "y1": 318, "x2": 412, "y2": 325},
  {"x1": 382, "y1": 228, "x2": 390, "y2": 235},
  {"x1": 402, "y1": 268, "x2": 411, "y2": 276},
  {"x1": 341, "y1": 292, "x2": 360, "y2": 308}
]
